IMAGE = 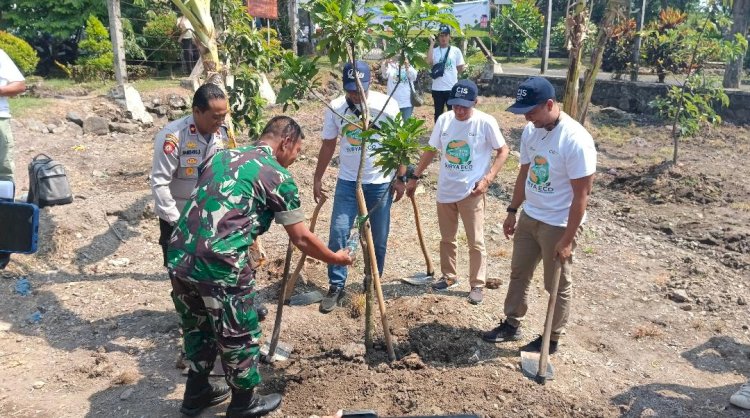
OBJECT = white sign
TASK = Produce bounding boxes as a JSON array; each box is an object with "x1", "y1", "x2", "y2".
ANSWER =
[{"x1": 365, "y1": 0, "x2": 491, "y2": 30}]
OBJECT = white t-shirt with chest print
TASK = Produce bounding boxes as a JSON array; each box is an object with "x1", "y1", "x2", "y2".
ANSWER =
[
  {"x1": 519, "y1": 113, "x2": 597, "y2": 227},
  {"x1": 430, "y1": 46, "x2": 465, "y2": 92},
  {"x1": 429, "y1": 108, "x2": 505, "y2": 203},
  {"x1": 322, "y1": 90, "x2": 400, "y2": 184}
]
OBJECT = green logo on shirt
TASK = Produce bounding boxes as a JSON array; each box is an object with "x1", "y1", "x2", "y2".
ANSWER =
[
  {"x1": 528, "y1": 155, "x2": 554, "y2": 193},
  {"x1": 445, "y1": 140, "x2": 471, "y2": 165}
]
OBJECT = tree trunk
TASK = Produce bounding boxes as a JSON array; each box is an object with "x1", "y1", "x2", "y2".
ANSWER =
[
  {"x1": 723, "y1": 0, "x2": 750, "y2": 88},
  {"x1": 562, "y1": 0, "x2": 587, "y2": 118},
  {"x1": 577, "y1": 0, "x2": 628, "y2": 123}
]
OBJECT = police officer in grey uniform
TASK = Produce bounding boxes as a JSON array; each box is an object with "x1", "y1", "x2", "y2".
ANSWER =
[{"x1": 151, "y1": 83, "x2": 229, "y2": 266}]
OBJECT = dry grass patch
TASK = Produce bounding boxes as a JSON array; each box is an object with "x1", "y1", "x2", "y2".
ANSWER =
[{"x1": 632, "y1": 325, "x2": 664, "y2": 339}]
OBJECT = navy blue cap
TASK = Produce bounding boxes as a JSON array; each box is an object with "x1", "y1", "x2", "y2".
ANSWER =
[
  {"x1": 342, "y1": 60, "x2": 371, "y2": 91},
  {"x1": 447, "y1": 79, "x2": 478, "y2": 108},
  {"x1": 438, "y1": 24, "x2": 451, "y2": 35},
  {"x1": 506, "y1": 77, "x2": 556, "y2": 114}
]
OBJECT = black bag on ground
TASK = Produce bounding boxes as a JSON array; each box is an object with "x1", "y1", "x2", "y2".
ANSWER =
[
  {"x1": 430, "y1": 46, "x2": 450, "y2": 79},
  {"x1": 27, "y1": 153, "x2": 73, "y2": 208}
]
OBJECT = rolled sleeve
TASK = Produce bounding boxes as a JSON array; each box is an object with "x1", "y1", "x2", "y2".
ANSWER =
[{"x1": 274, "y1": 207, "x2": 305, "y2": 225}]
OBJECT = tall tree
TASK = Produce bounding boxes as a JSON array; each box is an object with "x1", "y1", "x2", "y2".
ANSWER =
[
  {"x1": 0, "y1": 0, "x2": 106, "y2": 40},
  {"x1": 723, "y1": 0, "x2": 750, "y2": 88}
]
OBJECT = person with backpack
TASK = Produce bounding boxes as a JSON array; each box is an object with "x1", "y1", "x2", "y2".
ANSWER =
[{"x1": 426, "y1": 25, "x2": 464, "y2": 122}]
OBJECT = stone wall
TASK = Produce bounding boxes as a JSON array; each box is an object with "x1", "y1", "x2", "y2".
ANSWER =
[{"x1": 481, "y1": 74, "x2": 749, "y2": 125}]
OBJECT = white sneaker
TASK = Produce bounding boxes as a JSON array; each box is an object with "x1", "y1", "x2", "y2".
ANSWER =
[{"x1": 730, "y1": 380, "x2": 750, "y2": 409}]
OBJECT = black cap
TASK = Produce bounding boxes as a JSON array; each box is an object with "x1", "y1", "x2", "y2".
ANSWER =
[
  {"x1": 342, "y1": 60, "x2": 371, "y2": 92},
  {"x1": 438, "y1": 24, "x2": 451, "y2": 35},
  {"x1": 506, "y1": 77, "x2": 556, "y2": 114},
  {"x1": 447, "y1": 79, "x2": 478, "y2": 108}
]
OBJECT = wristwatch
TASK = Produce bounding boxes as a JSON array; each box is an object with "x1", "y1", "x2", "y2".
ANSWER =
[
  {"x1": 506, "y1": 206, "x2": 518, "y2": 214},
  {"x1": 397, "y1": 175, "x2": 408, "y2": 183}
]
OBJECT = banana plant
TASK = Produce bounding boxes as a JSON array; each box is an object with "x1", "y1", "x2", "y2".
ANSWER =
[{"x1": 277, "y1": 0, "x2": 458, "y2": 360}]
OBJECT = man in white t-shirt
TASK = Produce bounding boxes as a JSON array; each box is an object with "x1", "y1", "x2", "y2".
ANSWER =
[
  {"x1": 314, "y1": 60, "x2": 404, "y2": 313},
  {"x1": 427, "y1": 25, "x2": 465, "y2": 122},
  {"x1": 0, "y1": 49, "x2": 26, "y2": 184},
  {"x1": 482, "y1": 77, "x2": 597, "y2": 355},
  {"x1": 406, "y1": 80, "x2": 509, "y2": 305}
]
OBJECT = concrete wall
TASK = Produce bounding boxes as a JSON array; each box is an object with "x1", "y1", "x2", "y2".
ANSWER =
[{"x1": 481, "y1": 74, "x2": 749, "y2": 125}]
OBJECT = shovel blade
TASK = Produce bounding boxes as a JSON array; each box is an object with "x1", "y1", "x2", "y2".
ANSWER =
[
  {"x1": 520, "y1": 351, "x2": 555, "y2": 383},
  {"x1": 287, "y1": 290, "x2": 324, "y2": 306},
  {"x1": 260, "y1": 341, "x2": 294, "y2": 362},
  {"x1": 400, "y1": 273, "x2": 434, "y2": 286}
]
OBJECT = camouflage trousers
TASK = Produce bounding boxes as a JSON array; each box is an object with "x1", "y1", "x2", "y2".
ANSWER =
[{"x1": 170, "y1": 274, "x2": 262, "y2": 390}]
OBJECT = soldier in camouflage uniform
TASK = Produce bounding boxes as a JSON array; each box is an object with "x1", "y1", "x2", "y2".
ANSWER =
[
  {"x1": 150, "y1": 83, "x2": 228, "y2": 267},
  {"x1": 167, "y1": 116, "x2": 352, "y2": 417}
]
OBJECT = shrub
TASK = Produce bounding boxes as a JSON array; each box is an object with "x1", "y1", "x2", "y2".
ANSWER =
[
  {"x1": 491, "y1": 0, "x2": 544, "y2": 58},
  {"x1": 0, "y1": 31, "x2": 40, "y2": 75},
  {"x1": 550, "y1": 18, "x2": 598, "y2": 56},
  {"x1": 143, "y1": 11, "x2": 180, "y2": 70},
  {"x1": 76, "y1": 15, "x2": 114, "y2": 81},
  {"x1": 601, "y1": 18, "x2": 637, "y2": 78}
]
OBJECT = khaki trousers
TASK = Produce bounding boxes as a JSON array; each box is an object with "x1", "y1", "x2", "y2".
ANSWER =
[
  {"x1": 0, "y1": 118, "x2": 14, "y2": 182},
  {"x1": 503, "y1": 212, "x2": 580, "y2": 340},
  {"x1": 436, "y1": 193, "x2": 486, "y2": 288}
]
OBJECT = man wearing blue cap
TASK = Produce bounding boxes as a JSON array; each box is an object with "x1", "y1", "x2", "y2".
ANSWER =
[
  {"x1": 482, "y1": 77, "x2": 596, "y2": 355},
  {"x1": 427, "y1": 25, "x2": 465, "y2": 122},
  {"x1": 314, "y1": 60, "x2": 404, "y2": 313},
  {"x1": 406, "y1": 79, "x2": 509, "y2": 305}
]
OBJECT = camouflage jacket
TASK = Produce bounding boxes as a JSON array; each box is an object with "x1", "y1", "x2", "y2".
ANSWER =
[{"x1": 167, "y1": 144, "x2": 305, "y2": 286}]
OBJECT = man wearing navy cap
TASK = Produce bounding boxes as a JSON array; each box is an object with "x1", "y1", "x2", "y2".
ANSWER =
[
  {"x1": 427, "y1": 25, "x2": 465, "y2": 121},
  {"x1": 407, "y1": 79, "x2": 509, "y2": 305},
  {"x1": 314, "y1": 60, "x2": 404, "y2": 313},
  {"x1": 482, "y1": 77, "x2": 597, "y2": 355}
]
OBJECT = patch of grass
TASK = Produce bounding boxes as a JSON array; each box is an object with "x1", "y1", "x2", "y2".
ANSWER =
[
  {"x1": 632, "y1": 325, "x2": 664, "y2": 339},
  {"x1": 729, "y1": 201, "x2": 750, "y2": 212},
  {"x1": 582, "y1": 246, "x2": 595, "y2": 255},
  {"x1": 593, "y1": 125, "x2": 628, "y2": 147},
  {"x1": 350, "y1": 293, "x2": 365, "y2": 318},
  {"x1": 111, "y1": 369, "x2": 139, "y2": 386},
  {"x1": 9, "y1": 96, "x2": 52, "y2": 118},
  {"x1": 496, "y1": 56, "x2": 568, "y2": 70}
]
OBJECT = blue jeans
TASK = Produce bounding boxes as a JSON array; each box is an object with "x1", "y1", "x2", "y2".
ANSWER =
[
  {"x1": 328, "y1": 179, "x2": 393, "y2": 288},
  {"x1": 400, "y1": 107, "x2": 413, "y2": 120}
]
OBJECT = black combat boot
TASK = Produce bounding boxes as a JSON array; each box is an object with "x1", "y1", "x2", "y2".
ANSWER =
[
  {"x1": 225, "y1": 387, "x2": 282, "y2": 418},
  {"x1": 179, "y1": 370, "x2": 231, "y2": 416}
]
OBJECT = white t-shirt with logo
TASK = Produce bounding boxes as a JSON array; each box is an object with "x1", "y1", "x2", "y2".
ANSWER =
[
  {"x1": 520, "y1": 113, "x2": 597, "y2": 227},
  {"x1": 430, "y1": 46, "x2": 465, "y2": 92},
  {"x1": 382, "y1": 63, "x2": 417, "y2": 109},
  {"x1": 429, "y1": 108, "x2": 506, "y2": 203},
  {"x1": 322, "y1": 90, "x2": 400, "y2": 184},
  {"x1": 0, "y1": 50, "x2": 25, "y2": 118}
]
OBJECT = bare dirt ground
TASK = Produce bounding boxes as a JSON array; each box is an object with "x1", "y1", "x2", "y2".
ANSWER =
[{"x1": 0, "y1": 80, "x2": 748, "y2": 418}]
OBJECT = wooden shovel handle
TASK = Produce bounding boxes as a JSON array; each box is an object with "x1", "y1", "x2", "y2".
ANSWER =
[
  {"x1": 410, "y1": 194, "x2": 434, "y2": 276},
  {"x1": 267, "y1": 239, "x2": 294, "y2": 362},
  {"x1": 283, "y1": 195, "x2": 328, "y2": 302},
  {"x1": 537, "y1": 259, "x2": 562, "y2": 384}
]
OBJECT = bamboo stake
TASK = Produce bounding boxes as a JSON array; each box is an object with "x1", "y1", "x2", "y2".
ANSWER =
[
  {"x1": 356, "y1": 187, "x2": 396, "y2": 361},
  {"x1": 283, "y1": 195, "x2": 328, "y2": 302},
  {"x1": 409, "y1": 195, "x2": 434, "y2": 276}
]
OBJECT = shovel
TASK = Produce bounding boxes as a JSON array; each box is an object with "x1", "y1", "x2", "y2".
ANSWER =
[
  {"x1": 283, "y1": 195, "x2": 327, "y2": 303},
  {"x1": 520, "y1": 259, "x2": 562, "y2": 385},
  {"x1": 263, "y1": 239, "x2": 295, "y2": 363}
]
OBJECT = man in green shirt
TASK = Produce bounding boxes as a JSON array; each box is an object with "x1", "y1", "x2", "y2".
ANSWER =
[{"x1": 168, "y1": 116, "x2": 352, "y2": 417}]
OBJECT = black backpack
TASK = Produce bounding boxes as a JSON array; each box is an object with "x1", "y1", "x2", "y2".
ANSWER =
[{"x1": 27, "y1": 154, "x2": 73, "y2": 208}]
